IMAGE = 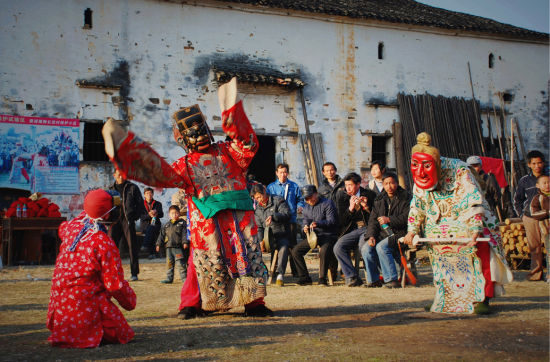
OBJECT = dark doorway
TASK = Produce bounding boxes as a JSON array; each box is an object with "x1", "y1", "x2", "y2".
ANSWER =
[{"x1": 248, "y1": 135, "x2": 276, "y2": 186}]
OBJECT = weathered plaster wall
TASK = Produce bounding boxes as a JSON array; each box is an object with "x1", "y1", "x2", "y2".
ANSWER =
[{"x1": 1, "y1": 0, "x2": 548, "y2": 219}]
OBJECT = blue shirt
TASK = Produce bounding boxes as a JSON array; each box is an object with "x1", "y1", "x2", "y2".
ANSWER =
[{"x1": 266, "y1": 179, "x2": 304, "y2": 223}]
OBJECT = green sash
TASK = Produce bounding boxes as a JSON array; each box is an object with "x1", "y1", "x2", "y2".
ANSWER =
[{"x1": 192, "y1": 189, "x2": 253, "y2": 219}]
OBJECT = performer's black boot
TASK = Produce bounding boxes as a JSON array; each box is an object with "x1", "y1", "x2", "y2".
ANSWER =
[
  {"x1": 244, "y1": 304, "x2": 274, "y2": 317},
  {"x1": 178, "y1": 307, "x2": 199, "y2": 319}
]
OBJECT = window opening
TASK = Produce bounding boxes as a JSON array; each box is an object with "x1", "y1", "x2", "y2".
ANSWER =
[
  {"x1": 378, "y1": 42, "x2": 384, "y2": 60},
  {"x1": 489, "y1": 53, "x2": 494, "y2": 69},
  {"x1": 84, "y1": 8, "x2": 93, "y2": 29},
  {"x1": 372, "y1": 136, "x2": 387, "y2": 164},
  {"x1": 83, "y1": 122, "x2": 108, "y2": 162}
]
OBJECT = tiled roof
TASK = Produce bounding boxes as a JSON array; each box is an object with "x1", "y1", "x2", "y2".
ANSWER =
[
  {"x1": 216, "y1": 0, "x2": 548, "y2": 40},
  {"x1": 214, "y1": 65, "x2": 305, "y2": 89}
]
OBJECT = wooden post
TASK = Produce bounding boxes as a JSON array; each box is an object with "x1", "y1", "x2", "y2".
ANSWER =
[
  {"x1": 512, "y1": 118, "x2": 528, "y2": 175},
  {"x1": 392, "y1": 121, "x2": 407, "y2": 188},
  {"x1": 510, "y1": 117, "x2": 515, "y2": 200},
  {"x1": 298, "y1": 88, "x2": 319, "y2": 186},
  {"x1": 492, "y1": 104, "x2": 506, "y2": 162},
  {"x1": 467, "y1": 62, "x2": 486, "y2": 156}
]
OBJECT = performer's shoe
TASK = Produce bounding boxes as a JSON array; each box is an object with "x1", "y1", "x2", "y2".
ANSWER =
[
  {"x1": 318, "y1": 278, "x2": 328, "y2": 286},
  {"x1": 364, "y1": 280, "x2": 383, "y2": 288},
  {"x1": 244, "y1": 304, "x2": 274, "y2": 317},
  {"x1": 424, "y1": 304, "x2": 432, "y2": 312},
  {"x1": 297, "y1": 277, "x2": 313, "y2": 286},
  {"x1": 130, "y1": 275, "x2": 138, "y2": 281},
  {"x1": 178, "y1": 307, "x2": 199, "y2": 320},
  {"x1": 474, "y1": 299, "x2": 491, "y2": 315},
  {"x1": 276, "y1": 279, "x2": 284, "y2": 286},
  {"x1": 160, "y1": 279, "x2": 173, "y2": 284},
  {"x1": 383, "y1": 280, "x2": 400, "y2": 289}
]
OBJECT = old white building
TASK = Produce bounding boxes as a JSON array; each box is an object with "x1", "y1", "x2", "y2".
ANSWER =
[{"x1": 1, "y1": 0, "x2": 548, "y2": 217}]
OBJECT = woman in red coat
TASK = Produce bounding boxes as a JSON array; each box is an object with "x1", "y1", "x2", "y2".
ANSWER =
[{"x1": 47, "y1": 189, "x2": 136, "y2": 348}]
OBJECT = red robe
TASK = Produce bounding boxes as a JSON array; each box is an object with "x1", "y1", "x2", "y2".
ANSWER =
[
  {"x1": 108, "y1": 101, "x2": 267, "y2": 311},
  {"x1": 47, "y1": 212, "x2": 136, "y2": 348}
]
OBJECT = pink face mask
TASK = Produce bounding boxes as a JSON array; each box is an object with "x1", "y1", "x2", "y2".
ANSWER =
[{"x1": 411, "y1": 152, "x2": 438, "y2": 189}]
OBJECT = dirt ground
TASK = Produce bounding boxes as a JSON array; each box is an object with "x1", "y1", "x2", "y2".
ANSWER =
[{"x1": 0, "y1": 253, "x2": 548, "y2": 361}]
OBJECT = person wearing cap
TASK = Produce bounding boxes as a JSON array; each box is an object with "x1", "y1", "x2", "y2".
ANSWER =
[
  {"x1": 47, "y1": 189, "x2": 136, "y2": 348},
  {"x1": 403, "y1": 133, "x2": 512, "y2": 314},
  {"x1": 251, "y1": 183, "x2": 291, "y2": 286},
  {"x1": 291, "y1": 185, "x2": 339, "y2": 286},
  {"x1": 467, "y1": 155, "x2": 502, "y2": 217},
  {"x1": 102, "y1": 78, "x2": 273, "y2": 318}
]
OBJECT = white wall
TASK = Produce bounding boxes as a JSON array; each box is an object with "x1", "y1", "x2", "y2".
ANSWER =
[{"x1": 1, "y1": 0, "x2": 548, "y2": 218}]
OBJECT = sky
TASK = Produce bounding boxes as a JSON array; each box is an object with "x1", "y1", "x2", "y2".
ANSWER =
[{"x1": 416, "y1": 0, "x2": 549, "y2": 33}]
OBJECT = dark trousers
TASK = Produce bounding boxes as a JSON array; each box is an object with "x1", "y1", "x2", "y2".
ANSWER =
[
  {"x1": 288, "y1": 222, "x2": 299, "y2": 276},
  {"x1": 166, "y1": 247, "x2": 188, "y2": 282},
  {"x1": 110, "y1": 218, "x2": 140, "y2": 277},
  {"x1": 143, "y1": 224, "x2": 161, "y2": 253},
  {"x1": 291, "y1": 238, "x2": 338, "y2": 281}
]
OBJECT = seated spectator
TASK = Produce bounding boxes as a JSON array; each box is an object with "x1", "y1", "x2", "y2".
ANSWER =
[
  {"x1": 318, "y1": 162, "x2": 344, "y2": 203},
  {"x1": 334, "y1": 172, "x2": 376, "y2": 287},
  {"x1": 47, "y1": 189, "x2": 136, "y2": 348},
  {"x1": 251, "y1": 183, "x2": 291, "y2": 286},
  {"x1": 367, "y1": 160, "x2": 387, "y2": 195},
  {"x1": 291, "y1": 185, "x2": 339, "y2": 286},
  {"x1": 360, "y1": 172, "x2": 411, "y2": 288},
  {"x1": 140, "y1": 187, "x2": 164, "y2": 258}
]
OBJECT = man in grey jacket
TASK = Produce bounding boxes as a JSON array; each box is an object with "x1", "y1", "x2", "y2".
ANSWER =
[{"x1": 251, "y1": 184, "x2": 291, "y2": 286}]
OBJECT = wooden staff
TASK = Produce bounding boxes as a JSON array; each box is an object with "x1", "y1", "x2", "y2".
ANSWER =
[{"x1": 399, "y1": 236, "x2": 492, "y2": 247}]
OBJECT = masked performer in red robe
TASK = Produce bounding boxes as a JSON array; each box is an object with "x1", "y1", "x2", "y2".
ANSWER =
[
  {"x1": 403, "y1": 133, "x2": 512, "y2": 314},
  {"x1": 102, "y1": 78, "x2": 271, "y2": 317},
  {"x1": 47, "y1": 189, "x2": 136, "y2": 348}
]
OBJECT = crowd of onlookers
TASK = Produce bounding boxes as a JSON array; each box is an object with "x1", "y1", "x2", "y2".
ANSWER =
[{"x1": 112, "y1": 150, "x2": 548, "y2": 287}]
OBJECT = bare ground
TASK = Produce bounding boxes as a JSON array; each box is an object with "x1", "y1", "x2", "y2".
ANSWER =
[{"x1": 0, "y1": 253, "x2": 548, "y2": 361}]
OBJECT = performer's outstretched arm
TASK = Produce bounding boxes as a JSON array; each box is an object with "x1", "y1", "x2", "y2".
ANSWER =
[
  {"x1": 219, "y1": 78, "x2": 258, "y2": 169},
  {"x1": 102, "y1": 119, "x2": 186, "y2": 189}
]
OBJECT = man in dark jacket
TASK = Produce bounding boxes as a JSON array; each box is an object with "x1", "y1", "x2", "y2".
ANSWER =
[
  {"x1": 317, "y1": 162, "x2": 344, "y2": 203},
  {"x1": 333, "y1": 172, "x2": 376, "y2": 286},
  {"x1": 361, "y1": 172, "x2": 411, "y2": 288},
  {"x1": 251, "y1": 184, "x2": 291, "y2": 286},
  {"x1": 140, "y1": 187, "x2": 164, "y2": 259},
  {"x1": 291, "y1": 185, "x2": 339, "y2": 286},
  {"x1": 110, "y1": 169, "x2": 146, "y2": 281}
]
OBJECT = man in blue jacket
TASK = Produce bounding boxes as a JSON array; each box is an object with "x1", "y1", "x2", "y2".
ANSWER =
[{"x1": 267, "y1": 163, "x2": 304, "y2": 276}]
